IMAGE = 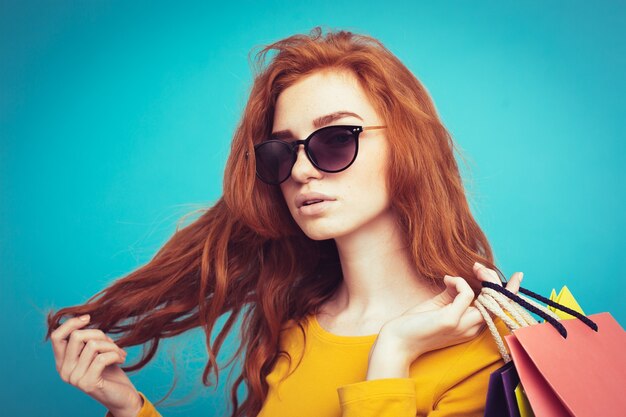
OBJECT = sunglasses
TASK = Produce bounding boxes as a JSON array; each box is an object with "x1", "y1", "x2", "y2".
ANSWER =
[{"x1": 249, "y1": 124, "x2": 387, "y2": 185}]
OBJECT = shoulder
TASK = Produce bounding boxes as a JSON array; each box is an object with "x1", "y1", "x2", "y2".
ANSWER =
[{"x1": 276, "y1": 316, "x2": 310, "y2": 353}]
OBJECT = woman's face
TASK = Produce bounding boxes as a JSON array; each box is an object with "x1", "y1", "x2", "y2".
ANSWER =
[{"x1": 274, "y1": 70, "x2": 392, "y2": 241}]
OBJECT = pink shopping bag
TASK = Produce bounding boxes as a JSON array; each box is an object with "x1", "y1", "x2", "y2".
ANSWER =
[{"x1": 505, "y1": 312, "x2": 626, "y2": 416}]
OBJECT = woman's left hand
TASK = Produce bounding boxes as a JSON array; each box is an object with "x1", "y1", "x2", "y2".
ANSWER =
[{"x1": 366, "y1": 263, "x2": 523, "y2": 379}]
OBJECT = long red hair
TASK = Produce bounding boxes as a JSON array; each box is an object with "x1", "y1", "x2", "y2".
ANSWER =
[{"x1": 45, "y1": 26, "x2": 504, "y2": 416}]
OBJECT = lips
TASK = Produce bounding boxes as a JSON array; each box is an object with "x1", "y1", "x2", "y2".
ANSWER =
[
  {"x1": 295, "y1": 192, "x2": 336, "y2": 209},
  {"x1": 303, "y1": 199, "x2": 323, "y2": 206}
]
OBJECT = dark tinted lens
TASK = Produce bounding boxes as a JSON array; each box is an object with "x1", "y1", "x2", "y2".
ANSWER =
[
  {"x1": 309, "y1": 126, "x2": 357, "y2": 171},
  {"x1": 254, "y1": 141, "x2": 295, "y2": 184}
]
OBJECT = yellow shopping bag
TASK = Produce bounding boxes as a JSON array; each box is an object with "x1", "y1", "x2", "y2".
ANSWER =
[{"x1": 548, "y1": 285, "x2": 584, "y2": 319}]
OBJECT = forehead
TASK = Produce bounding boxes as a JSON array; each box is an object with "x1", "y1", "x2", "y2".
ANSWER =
[{"x1": 272, "y1": 70, "x2": 377, "y2": 135}]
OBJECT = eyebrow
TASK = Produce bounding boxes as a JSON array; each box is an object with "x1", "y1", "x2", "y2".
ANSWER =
[{"x1": 270, "y1": 111, "x2": 363, "y2": 140}]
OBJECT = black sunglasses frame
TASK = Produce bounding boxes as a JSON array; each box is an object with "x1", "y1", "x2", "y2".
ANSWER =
[{"x1": 248, "y1": 124, "x2": 387, "y2": 185}]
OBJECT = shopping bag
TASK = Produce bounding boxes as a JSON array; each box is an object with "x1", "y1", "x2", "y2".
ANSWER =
[
  {"x1": 506, "y1": 312, "x2": 626, "y2": 416},
  {"x1": 484, "y1": 361, "x2": 521, "y2": 417},
  {"x1": 477, "y1": 281, "x2": 626, "y2": 417},
  {"x1": 479, "y1": 284, "x2": 543, "y2": 417},
  {"x1": 509, "y1": 284, "x2": 583, "y2": 416},
  {"x1": 508, "y1": 284, "x2": 585, "y2": 417},
  {"x1": 548, "y1": 285, "x2": 584, "y2": 319},
  {"x1": 514, "y1": 383, "x2": 534, "y2": 417}
]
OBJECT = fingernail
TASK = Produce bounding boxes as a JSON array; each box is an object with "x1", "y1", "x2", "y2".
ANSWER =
[
  {"x1": 474, "y1": 262, "x2": 484, "y2": 268},
  {"x1": 79, "y1": 314, "x2": 90, "y2": 321},
  {"x1": 518, "y1": 272, "x2": 524, "y2": 281}
]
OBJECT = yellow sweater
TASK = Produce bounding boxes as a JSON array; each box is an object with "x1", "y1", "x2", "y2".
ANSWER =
[{"x1": 107, "y1": 314, "x2": 508, "y2": 417}]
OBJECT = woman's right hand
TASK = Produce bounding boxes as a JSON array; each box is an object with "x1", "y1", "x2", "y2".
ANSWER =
[
  {"x1": 370, "y1": 270, "x2": 523, "y2": 378},
  {"x1": 50, "y1": 314, "x2": 144, "y2": 417}
]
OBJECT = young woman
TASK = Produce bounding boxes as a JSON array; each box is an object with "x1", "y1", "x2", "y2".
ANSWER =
[{"x1": 46, "y1": 27, "x2": 523, "y2": 417}]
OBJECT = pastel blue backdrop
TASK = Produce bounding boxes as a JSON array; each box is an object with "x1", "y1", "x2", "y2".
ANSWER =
[{"x1": 2, "y1": 1, "x2": 624, "y2": 416}]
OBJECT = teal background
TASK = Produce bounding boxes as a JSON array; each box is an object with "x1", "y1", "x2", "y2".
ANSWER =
[{"x1": 2, "y1": 1, "x2": 624, "y2": 416}]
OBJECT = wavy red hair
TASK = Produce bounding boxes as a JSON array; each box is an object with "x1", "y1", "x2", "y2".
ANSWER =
[{"x1": 45, "y1": 26, "x2": 504, "y2": 417}]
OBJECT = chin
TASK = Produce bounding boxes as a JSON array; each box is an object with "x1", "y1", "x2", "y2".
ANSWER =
[
  {"x1": 299, "y1": 224, "x2": 352, "y2": 241},
  {"x1": 296, "y1": 222, "x2": 336, "y2": 240},
  {"x1": 301, "y1": 229, "x2": 337, "y2": 241}
]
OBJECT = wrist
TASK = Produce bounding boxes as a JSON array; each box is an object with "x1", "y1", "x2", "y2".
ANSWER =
[
  {"x1": 110, "y1": 392, "x2": 144, "y2": 417},
  {"x1": 377, "y1": 326, "x2": 422, "y2": 361}
]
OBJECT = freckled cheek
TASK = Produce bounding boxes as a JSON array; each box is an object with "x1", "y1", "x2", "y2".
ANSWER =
[{"x1": 367, "y1": 174, "x2": 390, "y2": 208}]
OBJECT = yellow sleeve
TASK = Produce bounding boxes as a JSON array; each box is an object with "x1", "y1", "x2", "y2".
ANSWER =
[
  {"x1": 427, "y1": 357, "x2": 503, "y2": 416},
  {"x1": 427, "y1": 320, "x2": 508, "y2": 417},
  {"x1": 104, "y1": 391, "x2": 162, "y2": 417},
  {"x1": 337, "y1": 378, "x2": 417, "y2": 417}
]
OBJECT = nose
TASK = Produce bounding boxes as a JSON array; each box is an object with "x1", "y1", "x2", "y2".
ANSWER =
[{"x1": 289, "y1": 144, "x2": 323, "y2": 183}]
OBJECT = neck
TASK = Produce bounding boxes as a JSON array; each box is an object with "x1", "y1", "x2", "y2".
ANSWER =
[{"x1": 326, "y1": 209, "x2": 442, "y2": 321}]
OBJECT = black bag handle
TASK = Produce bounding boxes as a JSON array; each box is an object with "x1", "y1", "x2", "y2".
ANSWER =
[{"x1": 481, "y1": 281, "x2": 598, "y2": 339}]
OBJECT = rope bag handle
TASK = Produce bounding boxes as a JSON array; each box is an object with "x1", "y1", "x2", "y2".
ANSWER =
[{"x1": 474, "y1": 281, "x2": 598, "y2": 363}]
